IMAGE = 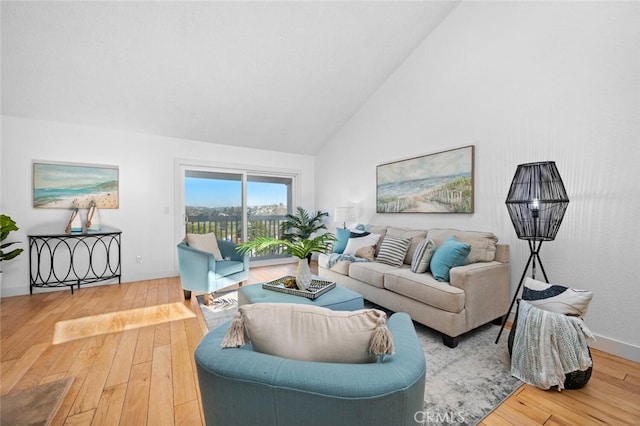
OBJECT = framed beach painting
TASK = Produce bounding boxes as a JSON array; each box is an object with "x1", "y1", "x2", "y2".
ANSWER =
[
  {"x1": 33, "y1": 161, "x2": 119, "y2": 209},
  {"x1": 376, "y1": 145, "x2": 474, "y2": 214}
]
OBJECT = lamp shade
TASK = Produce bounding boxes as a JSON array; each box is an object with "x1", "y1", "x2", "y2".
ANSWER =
[
  {"x1": 505, "y1": 161, "x2": 569, "y2": 241},
  {"x1": 334, "y1": 207, "x2": 356, "y2": 225}
]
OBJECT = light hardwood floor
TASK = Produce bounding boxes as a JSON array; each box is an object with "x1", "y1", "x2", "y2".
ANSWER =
[{"x1": 1, "y1": 263, "x2": 638, "y2": 425}]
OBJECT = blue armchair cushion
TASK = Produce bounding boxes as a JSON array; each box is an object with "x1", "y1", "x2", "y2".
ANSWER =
[{"x1": 214, "y1": 260, "x2": 244, "y2": 277}]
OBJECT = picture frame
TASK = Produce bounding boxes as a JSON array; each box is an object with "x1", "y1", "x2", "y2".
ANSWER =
[
  {"x1": 33, "y1": 161, "x2": 119, "y2": 209},
  {"x1": 376, "y1": 145, "x2": 474, "y2": 214}
]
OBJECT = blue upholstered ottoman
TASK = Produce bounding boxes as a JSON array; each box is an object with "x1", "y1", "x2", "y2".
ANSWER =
[{"x1": 238, "y1": 282, "x2": 364, "y2": 311}]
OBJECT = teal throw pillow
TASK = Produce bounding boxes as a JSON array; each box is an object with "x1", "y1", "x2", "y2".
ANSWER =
[
  {"x1": 332, "y1": 228, "x2": 351, "y2": 254},
  {"x1": 430, "y1": 236, "x2": 471, "y2": 282}
]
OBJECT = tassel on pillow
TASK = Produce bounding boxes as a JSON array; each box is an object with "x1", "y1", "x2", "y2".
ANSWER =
[
  {"x1": 221, "y1": 311, "x2": 249, "y2": 348},
  {"x1": 369, "y1": 314, "x2": 395, "y2": 356}
]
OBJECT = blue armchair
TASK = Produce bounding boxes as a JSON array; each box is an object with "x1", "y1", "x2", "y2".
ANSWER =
[
  {"x1": 176, "y1": 239, "x2": 249, "y2": 300},
  {"x1": 195, "y1": 312, "x2": 426, "y2": 426}
]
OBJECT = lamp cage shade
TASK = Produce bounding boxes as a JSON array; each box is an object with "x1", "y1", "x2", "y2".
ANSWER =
[{"x1": 505, "y1": 161, "x2": 569, "y2": 241}]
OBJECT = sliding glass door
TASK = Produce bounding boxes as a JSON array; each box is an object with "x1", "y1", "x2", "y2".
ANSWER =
[
  {"x1": 182, "y1": 167, "x2": 294, "y2": 260},
  {"x1": 185, "y1": 170, "x2": 243, "y2": 241}
]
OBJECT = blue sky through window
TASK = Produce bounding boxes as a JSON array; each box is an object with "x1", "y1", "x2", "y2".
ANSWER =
[{"x1": 186, "y1": 178, "x2": 287, "y2": 208}]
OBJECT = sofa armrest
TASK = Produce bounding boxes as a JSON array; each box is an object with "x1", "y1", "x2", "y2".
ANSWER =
[{"x1": 449, "y1": 261, "x2": 510, "y2": 329}]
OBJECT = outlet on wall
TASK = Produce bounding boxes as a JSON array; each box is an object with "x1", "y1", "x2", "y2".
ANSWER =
[{"x1": 136, "y1": 256, "x2": 143, "y2": 264}]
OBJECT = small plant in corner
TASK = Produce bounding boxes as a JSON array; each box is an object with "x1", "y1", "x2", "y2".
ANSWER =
[{"x1": 1, "y1": 214, "x2": 24, "y2": 272}]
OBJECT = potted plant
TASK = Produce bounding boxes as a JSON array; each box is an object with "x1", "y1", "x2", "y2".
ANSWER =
[
  {"x1": 237, "y1": 210, "x2": 335, "y2": 290},
  {"x1": 1, "y1": 214, "x2": 24, "y2": 273},
  {"x1": 279, "y1": 208, "x2": 330, "y2": 263}
]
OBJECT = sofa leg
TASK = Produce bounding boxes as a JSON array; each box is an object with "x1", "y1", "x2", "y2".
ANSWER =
[
  {"x1": 492, "y1": 315, "x2": 506, "y2": 326},
  {"x1": 183, "y1": 290, "x2": 192, "y2": 300},
  {"x1": 442, "y1": 334, "x2": 459, "y2": 348}
]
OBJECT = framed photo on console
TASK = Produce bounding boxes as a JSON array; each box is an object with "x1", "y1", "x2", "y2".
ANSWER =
[{"x1": 376, "y1": 145, "x2": 474, "y2": 214}]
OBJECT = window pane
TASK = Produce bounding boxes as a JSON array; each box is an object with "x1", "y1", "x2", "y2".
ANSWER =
[
  {"x1": 185, "y1": 172, "x2": 242, "y2": 242},
  {"x1": 246, "y1": 175, "x2": 291, "y2": 258}
]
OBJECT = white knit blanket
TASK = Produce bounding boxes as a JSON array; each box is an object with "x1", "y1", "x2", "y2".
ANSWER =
[{"x1": 511, "y1": 300, "x2": 594, "y2": 390}]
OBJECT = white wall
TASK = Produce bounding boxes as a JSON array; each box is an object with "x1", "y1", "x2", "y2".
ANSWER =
[
  {"x1": 0, "y1": 116, "x2": 316, "y2": 297},
  {"x1": 316, "y1": 1, "x2": 640, "y2": 360}
]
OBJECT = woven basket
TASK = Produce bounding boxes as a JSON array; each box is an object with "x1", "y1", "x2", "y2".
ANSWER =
[{"x1": 508, "y1": 301, "x2": 592, "y2": 390}]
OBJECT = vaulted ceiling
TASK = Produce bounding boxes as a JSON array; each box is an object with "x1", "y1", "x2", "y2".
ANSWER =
[{"x1": 1, "y1": 1, "x2": 459, "y2": 155}]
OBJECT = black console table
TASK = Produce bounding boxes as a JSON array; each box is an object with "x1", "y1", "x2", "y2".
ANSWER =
[{"x1": 28, "y1": 225, "x2": 122, "y2": 294}]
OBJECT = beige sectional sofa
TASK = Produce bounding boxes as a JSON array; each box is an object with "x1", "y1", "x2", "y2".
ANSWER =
[{"x1": 318, "y1": 226, "x2": 510, "y2": 347}]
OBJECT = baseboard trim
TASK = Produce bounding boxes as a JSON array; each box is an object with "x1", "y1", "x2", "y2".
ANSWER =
[{"x1": 590, "y1": 334, "x2": 640, "y2": 363}]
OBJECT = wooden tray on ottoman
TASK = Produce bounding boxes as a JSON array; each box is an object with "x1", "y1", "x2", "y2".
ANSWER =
[{"x1": 262, "y1": 276, "x2": 336, "y2": 300}]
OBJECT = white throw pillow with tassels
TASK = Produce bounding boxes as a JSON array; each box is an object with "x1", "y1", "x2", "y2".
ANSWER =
[{"x1": 221, "y1": 303, "x2": 394, "y2": 364}]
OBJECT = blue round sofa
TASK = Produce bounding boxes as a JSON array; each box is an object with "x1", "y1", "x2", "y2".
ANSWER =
[{"x1": 195, "y1": 312, "x2": 426, "y2": 426}]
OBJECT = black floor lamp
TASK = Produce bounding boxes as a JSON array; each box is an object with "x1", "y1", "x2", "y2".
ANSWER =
[{"x1": 495, "y1": 161, "x2": 569, "y2": 343}]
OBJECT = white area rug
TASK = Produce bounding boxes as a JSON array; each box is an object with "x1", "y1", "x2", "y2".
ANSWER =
[
  {"x1": 198, "y1": 297, "x2": 522, "y2": 425},
  {"x1": 415, "y1": 321, "x2": 521, "y2": 424},
  {"x1": 196, "y1": 290, "x2": 239, "y2": 330}
]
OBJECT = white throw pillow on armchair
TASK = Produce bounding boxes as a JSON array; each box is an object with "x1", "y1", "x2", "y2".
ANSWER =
[{"x1": 187, "y1": 233, "x2": 223, "y2": 260}]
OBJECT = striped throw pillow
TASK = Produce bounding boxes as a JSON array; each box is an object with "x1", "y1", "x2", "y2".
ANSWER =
[
  {"x1": 376, "y1": 236, "x2": 411, "y2": 267},
  {"x1": 410, "y1": 239, "x2": 436, "y2": 273}
]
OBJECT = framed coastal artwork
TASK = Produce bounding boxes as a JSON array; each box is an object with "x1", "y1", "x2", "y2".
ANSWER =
[
  {"x1": 33, "y1": 161, "x2": 119, "y2": 209},
  {"x1": 376, "y1": 145, "x2": 474, "y2": 214}
]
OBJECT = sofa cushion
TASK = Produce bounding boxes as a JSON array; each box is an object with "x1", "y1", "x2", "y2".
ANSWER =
[
  {"x1": 384, "y1": 269, "x2": 465, "y2": 314},
  {"x1": 430, "y1": 236, "x2": 471, "y2": 282},
  {"x1": 187, "y1": 233, "x2": 223, "y2": 260},
  {"x1": 522, "y1": 277, "x2": 593, "y2": 317},
  {"x1": 349, "y1": 261, "x2": 404, "y2": 289},
  {"x1": 332, "y1": 227, "x2": 352, "y2": 254},
  {"x1": 228, "y1": 303, "x2": 393, "y2": 363},
  {"x1": 376, "y1": 235, "x2": 411, "y2": 267},
  {"x1": 386, "y1": 227, "x2": 428, "y2": 264},
  {"x1": 317, "y1": 253, "x2": 350, "y2": 275},
  {"x1": 426, "y1": 229, "x2": 498, "y2": 264},
  {"x1": 344, "y1": 233, "x2": 381, "y2": 256},
  {"x1": 410, "y1": 239, "x2": 436, "y2": 273}
]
